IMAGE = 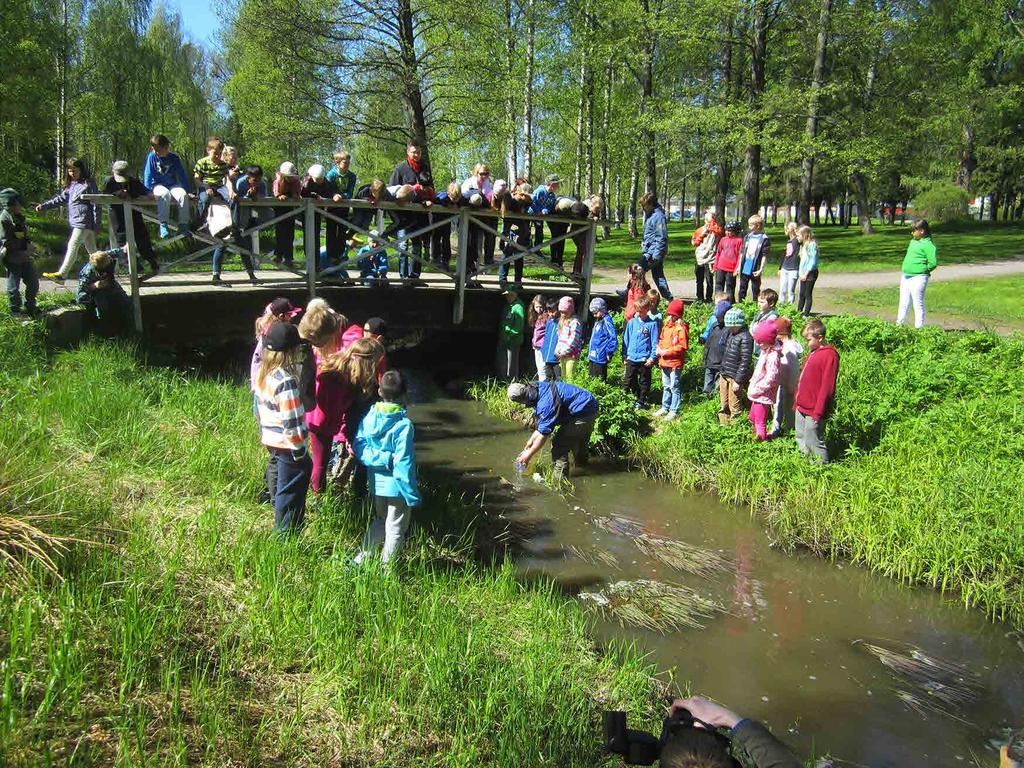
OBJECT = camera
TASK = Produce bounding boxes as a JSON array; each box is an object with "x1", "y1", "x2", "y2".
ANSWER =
[{"x1": 603, "y1": 705, "x2": 738, "y2": 766}]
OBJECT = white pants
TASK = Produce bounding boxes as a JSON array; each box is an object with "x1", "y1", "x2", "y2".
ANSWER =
[
  {"x1": 356, "y1": 495, "x2": 410, "y2": 565},
  {"x1": 57, "y1": 227, "x2": 97, "y2": 278},
  {"x1": 153, "y1": 185, "x2": 190, "y2": 225},
  {"x1": 778, "y1": 268, "x2": 799, "y2": 304},
  {"x1": 534, "y1": 349, "x2": 547, "y2": 381},
  {"x1": 896, "y1": 274, "x2": 929, "y2": 329}
]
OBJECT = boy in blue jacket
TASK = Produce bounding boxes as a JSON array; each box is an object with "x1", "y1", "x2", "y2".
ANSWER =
[
  {"x1": 354, "y1": 369, "x2": 421, "y2": 565},
  {"x1": 621, "y1": 295, "x2": 659, "y2": 409},
  {"x1": 142, "y1": 134, "x2": 192, "y2": 238},
  {"x1": 586, "y1": 297, "x2": 617, "y2": 381}
]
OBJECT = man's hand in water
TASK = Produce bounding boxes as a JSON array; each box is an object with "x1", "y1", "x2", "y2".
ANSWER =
[{"x1": 515, "y1": 452, "x2": 530, "y2": 467}]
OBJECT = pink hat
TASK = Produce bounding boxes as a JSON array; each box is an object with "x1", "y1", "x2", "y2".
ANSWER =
[
  {"x1": 558, "y1": 296, "x2": 574, "y2": 313},
  {"x1": 752, "y1": 319, "x2": 778, "y2": 345}
]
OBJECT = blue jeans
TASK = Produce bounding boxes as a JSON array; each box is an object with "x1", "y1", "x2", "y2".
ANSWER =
[
  {"x1": 212, "y1": 245, "x2": 255, "y2": 277},
  {"x1": 272, "y1": 447, "x2": 311, "y2": 533},
  {"x1": 702, "y1": 367, "x2": 720, "y2": 396},
  {"x1": 641, "y1": 255, "x2": 673, "y2": 299},
  {"x1": 396, "y1": 228, "x2": 424, "y2": 278},
  {"x1": 6, "y1": 260, "x2": 38, "y2": 312},
  {"x1": 661, "y1": 366, "x2": 681, "y2": 413}
]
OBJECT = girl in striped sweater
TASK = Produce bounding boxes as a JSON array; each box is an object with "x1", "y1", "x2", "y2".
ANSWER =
[{"x1": 554, "y1": 296, "x2": 583, "y2": 380}]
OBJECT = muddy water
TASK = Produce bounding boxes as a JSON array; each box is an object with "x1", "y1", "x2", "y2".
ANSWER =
[{"x1": 410, "y1": 384, "x2": 1024, "y2": 768}]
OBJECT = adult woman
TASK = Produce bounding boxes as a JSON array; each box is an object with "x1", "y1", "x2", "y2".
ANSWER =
[
  {"x1": 461, "y1": 163, "x2": 495, "y2": 266},
  {"x1": 796, "y1": 225, "x2": 818, "y2": 318},
  {"x1": 896, "y1": 219, "x2": 937, "y2": 329}
]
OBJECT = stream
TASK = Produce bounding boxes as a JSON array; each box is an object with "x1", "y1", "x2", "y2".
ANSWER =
[{"x1": 409, "y1": 377, "x2": 1024, "y2": 768}]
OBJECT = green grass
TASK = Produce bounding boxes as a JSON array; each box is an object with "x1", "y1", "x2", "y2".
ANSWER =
[
  {"x1": 0, "y1": 327, "x2": 664, "y2": 765},
  {"x1": 588, "y1": 219, "x2": 1024, "y2": 278},
  {"x1": 472, "y1": 308, "x2": 1024, "y2": 629},
  {"x1": 830, "y1": 275, "x2": 1024, "y2": 325}
]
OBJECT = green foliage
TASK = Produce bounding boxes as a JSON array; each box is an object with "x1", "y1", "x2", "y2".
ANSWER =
[{"x1": 912, "y1": 181, "x2": 970, "y2": 223}]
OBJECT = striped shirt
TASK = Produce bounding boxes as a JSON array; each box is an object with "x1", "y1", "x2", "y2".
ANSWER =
[{"x1": 255, "y1": 368, "x2": 308, "y2": 451}]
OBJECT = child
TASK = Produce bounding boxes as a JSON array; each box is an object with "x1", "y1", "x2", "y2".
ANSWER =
[
  {"x1": 254, "y1": 321, "x2": 313, "y2": 532},
  {"x1": 699, "y1": 293, "x2": 730, "y2": 343},
  {"x1": 354, "y1": 369, "x2": 421, "y2": 565},
  {"x1": 586, "y1": 296, "x2": 617, "y2": 381},
  {"x1": 701, "y1": 300, "x2": 731, "y2": 397},
  {"x1": 301, "y1": 163, "x2": 339, "y2": 269},
  {"x1": 142, "y1": 134, "x2": 192, "y2": 238},
  {"x1": 326, "y1": 336, "x2": 385, "y2": 495},
  {"x1": 77, "y1": 249, "x2": 133, "y2": 332},
  {"x1": 554, "y1": 295, "x2": 583, "y2": 380},
  {"x1": 0, "y1": 189, "x2": 38, "y2": 317},
  {"x1": 750, "y1": 288, "x2": 779, "y2": 339},
  {"x1": 645, "y1": 288, "x2": 663, "y2": 326},
  {"x1": 778, "y1": 222, "x2": 800, "y2": 304},
  {"x1": 497, "y1": 288, "x2": 525, "y2": 379},
  {"x1": 794, "y1": 318, "x2": 839, "y2": 463},
  {"x1": 713, "y1": 221, "x2": 743, "y2": 303},
  {"x1": 431, "y1": 182, "x2": 462, "y2": 270},
  {"x1": 621, "y1": 295, "x2": 659, "y2": 409},
  {"x1": 103, "y1": 160, "x2": 159, "y2": 276},
  {"x1": 212, "y1": 165, "x2": 262, "y2": 284},
  {"x1": 528, "y1": 295, "x2": 550, "y2": 381},
  {"x1": 325, "y1": 150, "x2": 357, "y2": 264},
  {"x1": 655, "y1": 298, "x2": 688, "y2": 420},
  {"x1": 797, "y1": 225, "x2": 819, "y2": 318},
  {"x1": 357, "y1": 230, "x2": 389, "y2": 284},
  {"x1": 746, "y1": 320, "x2": 781, "y2": 440},
  {"x1": 539, "y1": 297, "x2": 562, "y2": 381},
  {"x1": 691, "y1": 209, "x2": 723, "y2": 303},
  {"x1": 622, "y1": 263, "x2": 650, "y2": 321},
  {"x1": 193, "y1": 136, "x2": 229, "y2": 222},
  {"x1": 896, "y1": 219, "x2": 937, "y2": 329},
  {"x1": 273, "y1": 162, "x2": 302, "y2": 267},
  {"x1": 717, "y1": 306, "x2": 753, "y2": 425},
  {"x1": 221, "y1": 145, "x2": 242, "y2": 190},
  {"x1": 498, "y1": 182, "x2": 533, "y2": 285},
  {"x1": 738, "y1": 214, "x2": 770, "y2": 301},
  {"x1": 38, "y1": 158, "x2": 101, "y2": 283},
  {"x1": 768, "y1": 316, "x2": 803, "y2": 438}
]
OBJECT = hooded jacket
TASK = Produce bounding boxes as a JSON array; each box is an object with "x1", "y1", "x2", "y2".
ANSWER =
[
  {"x1": 641, "y1": 205, "x2": 668, "y2": 262},
  {"x1": 622, "y1": 313, "x2": 659, "y2": 364},
  {"x1": 587, "y1": 314, "x2": 618, "y2": 364},
  {"x1": 0, "y1": 206, "x2": 30, "y2": 265},
  {"x1": 657, "y1": 317, "x2": 689, "y2": 369},
  {"x1": 554, "y1": 316, "x2": 583, "y2": 360},
  {"x1": 720, "y1": 327, "x2": 755, "y2": 384},
  {"x1": 39, "y1": 179, "x2": 101, "y2": 230},
  {"x1": 747, "y1": 343, "x2": 782, "y2": 404},
  {"x1": 142, "y1": 150, "x2": 192, "y2": 193},
  {"x1": 541, "y1": 317, "x2": 560, "y2": 364},
  {"x1": 355, "y1": 402, "x2": 421, "y2": 507},
  {"x1": 703, "y1": 322, "x2": 729, "y2": 369}
]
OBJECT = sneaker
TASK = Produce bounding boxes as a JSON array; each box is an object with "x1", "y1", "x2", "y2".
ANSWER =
[
  {"x1": 663, "y1": 412, "x2": 678, "y2": 422},
  {"x1": 653, "y1": 408, "x2": 668, "y2": 418},
  {"x1": 42, "y1": 272, "x2": 64, "y2": 284},
  {"x1": 211, "y1": 274, "x2": 223, "y2": 285},
  {"x1": 159, "y1": 223, "x2": 170, "y2": 239},
  {"x1": 634, "y1": 402, "x2": 646, "y2": 411}
]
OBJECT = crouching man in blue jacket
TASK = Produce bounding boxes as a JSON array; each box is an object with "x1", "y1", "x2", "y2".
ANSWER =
[
  {"x1": 508, "y1": 380, "x2": 599, "y2": 482},
  {"x1": 354, "y1": 370, "x2": 421, "y2": 565}
]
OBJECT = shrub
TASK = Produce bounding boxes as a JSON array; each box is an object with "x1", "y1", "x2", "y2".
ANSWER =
[{"x1": 913, "y1": 182, "x2": 970, "y2": 223}]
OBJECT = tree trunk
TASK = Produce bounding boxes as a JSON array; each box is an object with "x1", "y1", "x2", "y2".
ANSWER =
[
  {"x1": 680, "y1": 173, "x2": 687, "y2": 222},
  {"x1": 522, "y1": 0, "x2": 535, "y2": 181},
  {"x1": 628, "y1": 152, "x2": 640, "y2": 238},
  {"x1": 573, "y1": 55, "x2": 587, "y2": 197},
  {"x1": 614, "y1": 172, "x2": 622, "y2": 228},
  {"x1": 714, "y1": 18, "x2": 733, "y2": 216},
  {"x1": 641, "y1": 32, "x2": 657, "y2": 197},
  {"x1": 799, "y1": 0, "x2": 833, "y2": 224},
  {"x1": 852, "y1": 171, "x2": 874, "y2": 234},
  {"x1": 504, "y1": 0, "x2": 517, "y2": 181},
  {"x1": 599, "y1": 61, "x2": 614, "y2": 236},
  {"x1": 978, "y1": 195, "x2": 985, "y2": 220},
  {"x1": 742, "y1": 0, "x2": 770, "y2": 219},
  {"x1": 661, "y1": 165, "x2": 670, "y2": 210},
  {"x1": 694, "y1": 167, "x2": 703, "y2": 222},
  {"x1": 56, "y1": 0, "x2": 71, "y2": 181},
  {"x1": 397, "y1": 0, "x2": 431, "y2": 166},
  {"x1": 955, "y1": 124, "x2": 977, "y2": 190},
  {"x1": 850, "y1": 0, "x2": 880, "y2": 235}
]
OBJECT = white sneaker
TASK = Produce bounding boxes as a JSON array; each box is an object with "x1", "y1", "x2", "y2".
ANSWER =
[
  {"x1": 653, "y1": 408, "x2": 668, "y2": 418},
  {"x1": 663, "y1": 412, "x2": 678, "y2": 422}
]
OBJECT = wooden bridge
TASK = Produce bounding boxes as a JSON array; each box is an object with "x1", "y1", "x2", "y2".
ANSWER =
[{"x1": 86, "y1": 195, "x2": 604, "y2": 335}]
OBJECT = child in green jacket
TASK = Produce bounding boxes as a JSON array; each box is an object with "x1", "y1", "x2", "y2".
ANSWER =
[{"x1": 497, "y1": 288, "x2": 525, "y2": 379}]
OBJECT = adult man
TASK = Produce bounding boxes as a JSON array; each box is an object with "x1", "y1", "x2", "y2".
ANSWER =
[
  {"x1": 103, "y1": 160, "x2": 160, "y2": 276},
  {"x1": 388, "y1": 140, "x2": 434, "y2": 280},
  {"x1": 639, "y1": 191, "x2": 672, "y2": 300},
  {"x1": 661, "y1": 696, "x2": 802, "y2": 768},
  {"x1": 530, "y1": 174, "x2": 561, "y2": 259},
  {"x1": 508, "y1": 380, "x2": 598, "y2": 482}
]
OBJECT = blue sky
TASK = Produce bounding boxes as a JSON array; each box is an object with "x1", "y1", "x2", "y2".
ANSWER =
[{"x1": 167, "y1": 0, "x2": 219, "y2": 45}]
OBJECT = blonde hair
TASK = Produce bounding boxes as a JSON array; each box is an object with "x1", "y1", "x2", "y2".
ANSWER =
[
  {"x1": 747, "y1": 214, "x2": 764, "y2": 227},
  {"x1": 255, "y1": 312, "x2": 279, "y2": 340},
  {"x1": 298, "y1": 298, "x2": 345, "y2": 352},
  {"x1": 89, "y1": 250, "x2": 113, "y2": 270},
  {"x1": 472, "y1": 163, "x2": 490, "y2": 178},
  {"x1": 368, "y1": 179, "x2": 385, "y2": 201},
  {"x1": 645, "y1": 288, "x2": 661, "y2": 309},
  {"x1": 798, "y1": 225, "x2": 814, "y2": 240},
  {"x1": 320, "y1": 337, "x2": 384, "y2": 396},
  {"x1": 221, "y1": 145, "x2": 237, "y2": 163},
  {"x1": 528, "y1": 294, "x2": 545, "y2": 325},
  {"x1": 333, "y1": 150, "x2": 351, "y2": 164},
  {"x1": 785, "y1": 221, "x2": 798, "y2": 238},
  {"x1": 446, "y1": 181, "x2": 461, "y2": 199},
  {"x1": 394, "y1": 184, "x2": 415, "y2": 202},
  {"x1": 256, "y1": 347, "x2": 304, "y2": 391}
]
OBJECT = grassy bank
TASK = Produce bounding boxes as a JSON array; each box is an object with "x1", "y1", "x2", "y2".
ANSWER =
[
  {"x1": 0, "y1": 324, "x2": 662, "y2": 765},
  {"x1": 829, "y1": 275, "x2": 1024, "y2": 326},
  {"x1": 472, "y1": 310, "x2": 1024, "y2": 629}
]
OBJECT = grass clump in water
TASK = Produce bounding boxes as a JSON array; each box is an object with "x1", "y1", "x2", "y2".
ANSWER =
[
  {"x1": 580, "y1": 579, "x2": 724, "y2": 633},
  {"x1": 0, "y1": 321, "x2": 663, "y2": 766}
]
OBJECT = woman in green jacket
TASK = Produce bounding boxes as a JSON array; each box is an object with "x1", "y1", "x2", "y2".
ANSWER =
[{"x1": 896, "y1": 219, "x2": 937, "y2": 328}]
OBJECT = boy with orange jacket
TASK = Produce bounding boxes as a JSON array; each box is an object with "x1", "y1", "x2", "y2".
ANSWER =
[{"x1": 654, "y1": 298, "x2": 689, "y2": 421}]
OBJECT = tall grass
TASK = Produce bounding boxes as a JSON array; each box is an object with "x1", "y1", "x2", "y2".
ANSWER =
[
  {"x1": 472, "y1": 309, "x2": 1024, "y2": 628},
  {"x1": 0, "y1": 326, "x2": 663, "y2": 765}
]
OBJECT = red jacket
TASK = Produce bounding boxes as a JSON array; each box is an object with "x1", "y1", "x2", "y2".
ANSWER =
[
  {"x1": 714, "y1": 234, "x2": 743, "y2": 272},
  {"x1": 691, "y1": 220, "x2": 723, "y2": 246},
  {"x1": 624, "y1": 285, "x2": 646, "y2": 321},
  {"x1": 794, "y1": 344, "x2": 839, "y2": 422}
]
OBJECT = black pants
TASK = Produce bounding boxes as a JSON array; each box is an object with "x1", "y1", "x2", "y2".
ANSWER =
[
  {"x1": 714, "y1": 270, "x2": 736, "y2": 302},
  {"x1": 387, "y1": 212, "x2": 427, "y2": 278},
  {"x1": 113, "y1": 210, "x2": 158, "y2": 269},
  {"x1": 548, "y1": 221, "x2": 569, "y2": 270},
  {"x1": 738, "y1": 272, "x2": 761, "y2": 302},
  {"x1": 533, "y1": 221, "x2": 545, "y2": 257},
  {"x1": 544, "y1": 362, "x2": 561, "y2": 381},
  {"x1": 798, "y1": 269, "x2": 818, "y2": 316},
  {"x1": 467, "y1": 222, "x2": 496, "y2": 273},
  {"x1": 325, "y1": 207, "x2": 351, "y2": 260},
  {"x1": 623, "y1": 360, "x2": 652, "y2": 406},
  {"x1": 695, "y1": 263, "x2": 714, "y2": 303},
  {"x1": 431, "y1": 214, "x2": 455, "y2": 269},
  {"x1": 274, "y1": 207, "x2": 297, "y2": 265},
  {"x1": 551, "y1": 413, "x2": 596, "y2": 479},
  {"x1": 498, "y1": 221, "x2": 527, "y2": 283},
  {"x1": 271, "y1": 447, "x2": 311, "y2": 533},
  {"x1": 588, "y1": 360, "x2": 608, "y2": 381}
]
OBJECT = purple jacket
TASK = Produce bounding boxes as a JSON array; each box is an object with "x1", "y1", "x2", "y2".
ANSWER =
[{"x1": 40, "y1": 179, "x2": 101, "y2": 230}]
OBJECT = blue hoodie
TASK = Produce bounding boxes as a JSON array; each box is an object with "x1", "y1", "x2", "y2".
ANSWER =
[
  {"x1": 142, "y1": 150, "x2": 192, "y2": 193},
  {"x1": 641, "y1": 204, "x2": 668, "y2": 262},
  {"x1": 354, "y1": 402, "x2": 421, "y2": 507},
  {"x1": 587, "y1": 314, "x2": 618, "y2": 364},
  {"x1": 700, "y1": 300, "x2": 732, "y2": 342},
  {"x1": 541, "y1": 316, "x2": 560, "y2": 364},
  {"x1": 531, "y1": 185, "x2": 558, "y2": 215},
  {"x1": 622, "y1": 313, "x2": 659, "y2": 364}
]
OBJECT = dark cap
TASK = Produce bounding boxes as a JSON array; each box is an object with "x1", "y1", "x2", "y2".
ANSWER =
[
  {"x1": 264, "y1": 322, "x2": 301, "y2": 351},
  {"x1": 269, "y1": 297, "x2": 302, "y2": 319},
  {"x1": 365, "y1": 317, "x2": 387, "y2": 336}
]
